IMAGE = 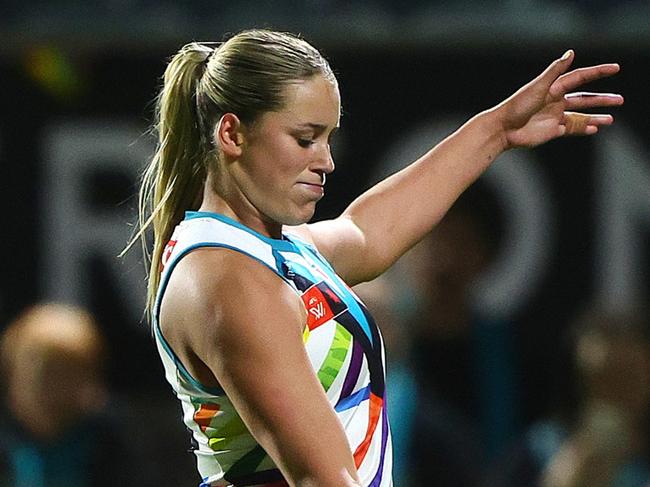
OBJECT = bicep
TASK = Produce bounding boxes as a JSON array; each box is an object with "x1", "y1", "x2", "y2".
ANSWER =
[{"x1": 186, "y1": 251, "x2": 360, "y2": 486}]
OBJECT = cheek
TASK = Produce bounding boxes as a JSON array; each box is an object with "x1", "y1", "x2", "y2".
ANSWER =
[
  {"x1": 251, "y1": 145, "x2": 303, "y2": 187},
  {"x1": 258, "y1": 156, "x2": 304, "y2": 192}
]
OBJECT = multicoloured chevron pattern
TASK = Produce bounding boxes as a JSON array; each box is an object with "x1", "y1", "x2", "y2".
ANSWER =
[{"x1": 154, "y1": 212, "x2": 393, "y2": 486}]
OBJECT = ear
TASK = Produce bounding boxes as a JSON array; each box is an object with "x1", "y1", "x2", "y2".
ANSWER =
[{"x1": 214, "y1": 113, "x2": 245, "y2": 158}]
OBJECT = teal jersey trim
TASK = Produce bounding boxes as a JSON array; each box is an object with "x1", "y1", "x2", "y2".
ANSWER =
[
  {"x1": 185, "y1": 211, "x2": 297, "y2": 253},
  {"x1": 154, "y1": 241, "x2": 293, "y2": 396}
]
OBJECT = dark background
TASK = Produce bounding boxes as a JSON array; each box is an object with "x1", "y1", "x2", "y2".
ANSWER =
[{"x1": 0, "y1": 2, "x2": 648, "y2": 483}]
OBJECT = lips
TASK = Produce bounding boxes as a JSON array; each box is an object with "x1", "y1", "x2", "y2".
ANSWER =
[
  {"x1": 298, "y1": 182, "x2": 325, "y2": 197},
  {"x1": 297, "y1": 173, "x2": 326, "y2": 198}
]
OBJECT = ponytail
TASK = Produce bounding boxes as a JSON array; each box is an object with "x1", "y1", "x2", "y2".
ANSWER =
[
  {"x1": 126, "y1": 30, "x2": 335, "y2": 322},
  {"x1": 129, "y1": 43, "x2": 213, "y2": 318}
]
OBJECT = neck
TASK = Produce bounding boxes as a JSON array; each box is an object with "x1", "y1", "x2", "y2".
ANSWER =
[{"x1": 199, "y1": 172, "x2": 283, "y2": 239}]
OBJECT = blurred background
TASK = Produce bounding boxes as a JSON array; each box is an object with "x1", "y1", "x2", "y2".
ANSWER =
[{"x1": 1, "y1": 1, "x2": 649, "y2": 486}]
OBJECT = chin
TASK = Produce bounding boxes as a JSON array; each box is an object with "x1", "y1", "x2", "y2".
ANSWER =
[
  {"x1": 283, "y1": 214, "x2": 315, "y2": 226},
  {"x1": 282, "y1": 204, "x2": 317, "y2": 226}
]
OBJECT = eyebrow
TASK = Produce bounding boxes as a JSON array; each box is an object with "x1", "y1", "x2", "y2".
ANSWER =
[{"x1": 296, "y1": 123, "x2": 339, "y2": 132}]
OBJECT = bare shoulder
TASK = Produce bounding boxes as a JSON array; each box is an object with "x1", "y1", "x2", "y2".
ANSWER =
[{"x1": 160, "y1": 247, "x2": 306, "y2": 364}]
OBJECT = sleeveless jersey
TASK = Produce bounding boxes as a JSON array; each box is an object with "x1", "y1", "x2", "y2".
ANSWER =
[{"x1": 153, "y1": 211, "x2": 393, "y2": 487}]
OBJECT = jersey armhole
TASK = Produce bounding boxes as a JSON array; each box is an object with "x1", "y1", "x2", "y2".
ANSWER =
[{"x1": 153, "y1": 242, "x2": 297, "y2": 395}]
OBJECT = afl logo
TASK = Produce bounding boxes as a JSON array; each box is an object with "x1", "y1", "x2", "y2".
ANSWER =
[
  {"x1": 309, "y1": 301, "x2": 326, "y2": 320},
  {"x1": 302, "y1": 285, "x2": 341, "y2": 330}
]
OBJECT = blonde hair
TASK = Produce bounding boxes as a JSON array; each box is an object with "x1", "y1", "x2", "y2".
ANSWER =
[{"x1": 129, "y1": 30, "x2": 334, "y2": 318}]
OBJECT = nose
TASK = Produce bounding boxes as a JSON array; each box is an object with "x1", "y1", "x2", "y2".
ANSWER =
[{"x1": 318, "y1": 143, "x2": 335, "y2": 175}]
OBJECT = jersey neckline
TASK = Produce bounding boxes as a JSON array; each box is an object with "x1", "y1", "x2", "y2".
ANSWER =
[{"x1": 185, "y1": 211, "x2": 298, "y2": 251}]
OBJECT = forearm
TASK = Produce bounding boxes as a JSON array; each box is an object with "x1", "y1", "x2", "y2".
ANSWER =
[
  {"x1": 311, "y1": 53, "x2": 620, "y2": 284},
  {"x1": 343, "y1": 108, "x2": 506, "y2": 280}
]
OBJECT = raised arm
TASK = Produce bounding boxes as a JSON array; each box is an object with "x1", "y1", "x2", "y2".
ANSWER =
[
  {"x1": 160, "y1": 249, "x2": 361, "y2": 487},
  {"x1": 301, "y1": 50, "x2": 623, "y2": 285}
]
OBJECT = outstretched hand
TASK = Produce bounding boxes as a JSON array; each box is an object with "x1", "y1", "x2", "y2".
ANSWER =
[{"x1": 495, "y1": 50, "x2": 624, "y2": 149}]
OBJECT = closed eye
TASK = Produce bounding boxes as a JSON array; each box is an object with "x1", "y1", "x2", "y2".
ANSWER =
[{"x1": 297, "y1": 138, "x2": 315, "y2": 148}]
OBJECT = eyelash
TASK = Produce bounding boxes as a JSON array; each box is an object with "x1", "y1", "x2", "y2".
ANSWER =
[{"x1": 297, "y1": 138, "x2": 315, "y2": 148}]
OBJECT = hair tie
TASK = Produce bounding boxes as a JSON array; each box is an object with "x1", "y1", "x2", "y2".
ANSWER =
[
  {"x1": 204, "y1": 48, "x2": 215, "y2": 65},
  {"x1": 202, "y1": 42, "x2": 220, "y2": 65}
]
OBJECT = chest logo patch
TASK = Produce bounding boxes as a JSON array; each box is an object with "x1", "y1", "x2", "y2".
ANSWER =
[{"x1": 301, "y1": 281, "x2": 347, "y2": 331}]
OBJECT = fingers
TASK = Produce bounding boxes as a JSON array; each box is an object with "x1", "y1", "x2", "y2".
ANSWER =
[
  {"x1": 561, "y1": 86, "x2": 622, "y2": 137},
  {"x1": 551, "y1": 63, "x2": 620, "y2": 97},
  {"x1": 562, "y1": 111, "x2": 614, "y2": 136},
  {"x1": 564, "y1": 92, "x2": 625, "y2": 110},
  {"x1": 537, "y1": 49, "x2": 575, "y2": 94}
]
